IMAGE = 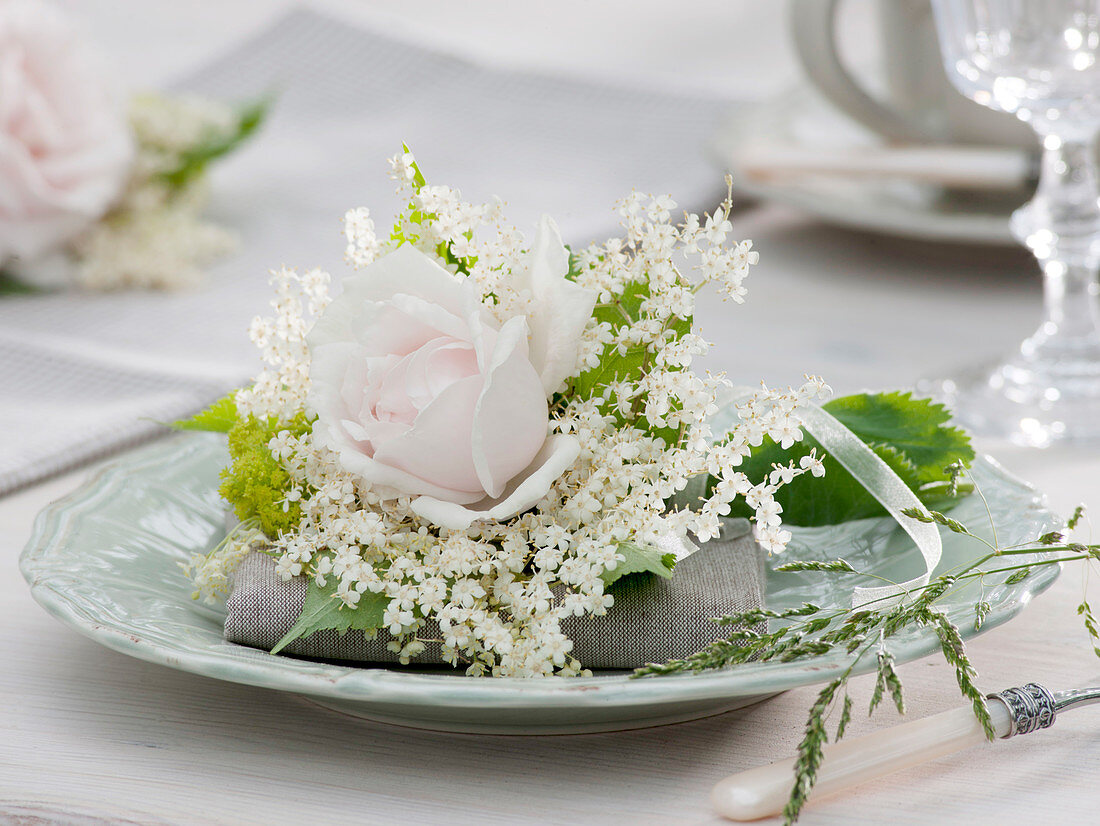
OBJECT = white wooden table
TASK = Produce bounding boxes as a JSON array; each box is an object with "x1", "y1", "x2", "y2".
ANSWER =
[{"x1": 4, "y1": 3, "x2": 1100, "y2": 824}]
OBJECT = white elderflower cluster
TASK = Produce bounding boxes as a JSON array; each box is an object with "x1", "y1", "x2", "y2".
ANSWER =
[
  {"x1": 219, "y1": 150, "x2": 829, "y2": 677},
  {"x1": 236, "y1": 266, "x2": 330, "y2": 421},
  {"x1": 75, "y1": 180, "x2": 236, "y2": 289},
  {"x1": 182, "y1": 520, "x2": 268, "y2": 604},
  {"x1": 346, "y1": 151, "x2": 525, "y2": 318},
  {"x1": 74, "y1": 94, "x2": 248, "y2": 289}
]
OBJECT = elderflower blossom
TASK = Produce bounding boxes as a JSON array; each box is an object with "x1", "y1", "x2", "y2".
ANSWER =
[
  {"x1": 72, "y1": 95, "x2": 247, "y2": 289},
  {"x1": 215, "y1": 149, "x2": 830, "y2": 677},
  {"x1": 182, "y1": 520, "x2": 268, "y2": 604}
]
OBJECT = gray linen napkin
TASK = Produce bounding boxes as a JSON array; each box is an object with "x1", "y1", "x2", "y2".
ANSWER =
[{"x1": 224, "y1": 519, "x2": 766, "y2": 670}]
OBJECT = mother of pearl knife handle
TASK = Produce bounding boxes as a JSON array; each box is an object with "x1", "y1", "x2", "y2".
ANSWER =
[{"x1": 712, "y1": 683, "x2": 1068, "y2": 822}]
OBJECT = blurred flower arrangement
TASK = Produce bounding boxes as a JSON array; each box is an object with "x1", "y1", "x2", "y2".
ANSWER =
[
  {"x1": 0, "y1": 0, "x2": 265, "y2": 291},
  {"x1": 177, "y1": 146, "x2": 972, "y2": 677}
]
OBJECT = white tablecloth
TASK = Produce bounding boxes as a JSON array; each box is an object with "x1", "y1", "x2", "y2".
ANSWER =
[{"x1": 3, "y1": 3, "x2": 1099, "y2": 825}]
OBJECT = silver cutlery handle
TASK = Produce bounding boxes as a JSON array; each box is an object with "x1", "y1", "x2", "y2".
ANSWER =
[{"x1": 712, "y1": 702, "x2": 1013, "y2": 821}]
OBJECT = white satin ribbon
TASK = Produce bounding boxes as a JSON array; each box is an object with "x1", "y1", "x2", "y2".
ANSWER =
[
  {"x1": 730, "y1": 391, "x2": 942, "y2": 608},
  {"x1": 795, "y1": 404, "x2": 941, "y2": 608}
]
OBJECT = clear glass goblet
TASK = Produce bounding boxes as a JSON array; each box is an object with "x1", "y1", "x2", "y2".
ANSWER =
[{"x1": 927, "y1": 0, "x2": 1100, "y2": 446}]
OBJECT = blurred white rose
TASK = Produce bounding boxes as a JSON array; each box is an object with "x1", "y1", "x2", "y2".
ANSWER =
[{"x1": 0, "y1": 0, "x2": 133, "y2": 278}]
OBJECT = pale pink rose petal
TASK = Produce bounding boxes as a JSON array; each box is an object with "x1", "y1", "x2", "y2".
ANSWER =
[
  {"x1": 470, "y1": 315, "x2": 548, "y2": 498},
  {"x1": 345, "y1": 300, "x2": 452, "y2": 360},
  {"x1": 416, "y1": 339, "x2": 481, "y2": 403},
  {"x1": 357, "y1": 293, "x2": 472, "y2": 355},
  {"x1": 313, "y1": 245, "x2": 471, "y2": 340},
  {"x1": 376, "y1": 337, "x2": 479, "y2": 422},
  {"x1": 307, "y1": 341, "x2": 366, "y2": 422},
  {"x1": 307, "y1": 243, "x2": 586, "y2": 519},
  {"x1": 343, "y1": 415, "x2": 408, "y2": 449},
  {"x1": 372, "y1": 374, "x2": 486, "y2": 497},
  {"x1": 518, "y1": 215, "x2": 598, "y2": 394},
  {"x1": 0, "y1": 1, "x2": 133, "y2": 268},
  {"x1": 410, "y1": 434, "x2": 581, "y2": 531}
]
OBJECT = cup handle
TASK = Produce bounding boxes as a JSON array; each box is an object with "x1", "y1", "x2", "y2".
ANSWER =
[{"x1": 789, "y1": 0, "x2": 930, "y2": 143}]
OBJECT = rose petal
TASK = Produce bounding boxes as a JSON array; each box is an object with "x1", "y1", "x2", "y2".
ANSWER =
[
  {"x1": 309, "y1": 245, "x2": 471, "y2": 349},
  {"x1": 417, "y1": 339, "x2": 480, "y2": 403},
  {"x1": 470, "y1": 315, "x2": 548, "y2": 498},
  {"x1": 307, "y1": 341, "x2": 364, "y2": 420},
  {"x1": 517, "y1": 216, "x2": 598, "y2": 395},
  {"x1": 410, "y1": 434, "x2": 581, "y2": 530},
  {"x1": 356, "y1": 293, "x2": 472, "y2": 356},
  {"x1": 0, "y1": 1, "x2": 132, "y2": 267},
  {"x1": 372, "y1": 373, "x2": 486, "y2": 497},
  {"x1": 372, "y1": 336, "x2": 480, "y2": 423}
]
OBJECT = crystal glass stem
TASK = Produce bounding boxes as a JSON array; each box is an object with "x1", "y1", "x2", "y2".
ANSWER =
[{"x1": 1010, "y1": 128, "x2": 1100, "y2": 378}]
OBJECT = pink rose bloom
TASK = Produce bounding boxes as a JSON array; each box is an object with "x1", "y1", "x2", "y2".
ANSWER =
[
  {"x1": 308, "y1": 217, "x2": 596, "y2": 530},
  {"x1": 0, "y1": 0, "x2": 133, "y2": 273}
]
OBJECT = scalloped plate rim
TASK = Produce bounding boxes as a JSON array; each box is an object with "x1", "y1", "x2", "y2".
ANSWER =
[{"x1": 20, "y1": 434, "x2": 1060, "y2": 711}]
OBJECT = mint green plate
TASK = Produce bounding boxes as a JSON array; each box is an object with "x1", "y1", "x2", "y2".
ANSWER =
[{"x1": 20, "y1": 434, "x2": 1059, "y2": 734}]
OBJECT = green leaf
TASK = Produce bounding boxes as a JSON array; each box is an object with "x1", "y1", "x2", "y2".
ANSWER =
[
  {"x1": 170, "y1": 392, "x2": 238, "y2": 433},
  {"x1": 667, "y1": 473, "x2": 709, "y2": 511},
  {"x1": 158, "y1": 96, "x2": 269, "y2": 191},
  {"x1": 574, "y1": 342, "x2": 648, "y2": 400},
  {"x1": 401, "y1": 141, "x2": 427, "y2": 188},
  {"x1": 0, "y1": 270, "x2": 43, "y2": 295},
  {"x1": 573, "y1": 282, "x2": 653, "y2": 399},
  {"x1": 826, "y1": 392, "x2": 974, "y2": 485},
  {"x1": 601, "y1": 542, "x2": 677, "y2": 588},
  {"x1": 271, "y1": 576, "x2": 390, "y2": 654},
  {"x1": 723, "y1": 392, "x2": 975, "y2": 527},
  {"x1": 571, "y1": 279, "x2": 691, "y2": 445}
]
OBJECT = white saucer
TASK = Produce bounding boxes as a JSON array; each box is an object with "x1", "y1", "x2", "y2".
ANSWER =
[{"x1": 711, "y1": 86, "x2": 1022, "y2": 246}]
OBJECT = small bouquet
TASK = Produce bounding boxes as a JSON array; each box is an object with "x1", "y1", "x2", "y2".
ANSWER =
[
  {"x1": 0, "y1": 0, "x2": 265, "y2": 291},
  {"x1": 179, "y1": 147, "x2": 973, "y2": 677}
]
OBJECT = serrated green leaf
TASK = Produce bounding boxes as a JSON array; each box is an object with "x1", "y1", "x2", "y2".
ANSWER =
[
  {"x1": 571, "y1": 279, "x2": 690, "y2": 445},
  {"x1": 171, "y1": 392, "x2": 238, "y2": 433},
  {"x1": 826, "y1": 392, "x2": 974, "y2": 485},
  {"x1": 723, "y1": 392, "x2": 975, "y2": 526},
  {"x1": 601, "y1": 542, "x2": 677, "y2": 588},
  {"x1": 271, "y1": 576, "x2": 390, "y2": 654}
]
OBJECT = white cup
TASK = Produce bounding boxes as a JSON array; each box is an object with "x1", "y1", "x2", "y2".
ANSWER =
[{"x1": 789, "y1": 0, "x2": 1032, "y2": 147}]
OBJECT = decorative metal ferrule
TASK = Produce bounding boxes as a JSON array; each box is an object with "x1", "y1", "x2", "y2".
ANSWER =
[{"x1": 987, "y1": 682, "x2": 1057, "y2": 738}]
